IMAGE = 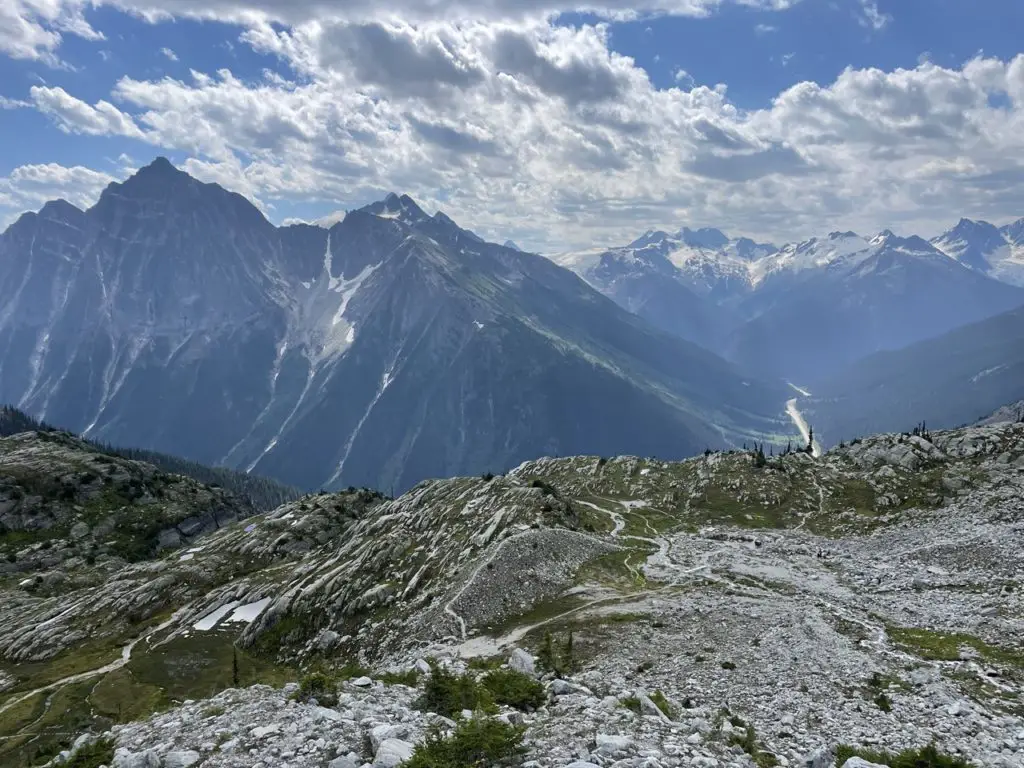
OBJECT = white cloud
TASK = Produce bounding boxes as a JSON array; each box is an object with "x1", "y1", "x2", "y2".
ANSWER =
[
  {"x1": 161, "y1": 46, "x2": 179, "y2": 61},
  {"x1": 8, "y1": 2, "x2": 1024, "y2": 252},
  {"x1": 0, "y1": 163, "x2": 118, "y2": 227},
  {"x1": 857, "y1": 0, "x2": 891, "y2": 31},
  {"x1": 754, "y1": 23, "x2": 777, "y2": 34},
  {"x1": 0, "y1": 95, "x2": 32, "y2": 109},
  {"x1": 30, "y1": 85, "x2": 146, "y2": 138},
  {"x1": 0, "y1": 0, "x2": 104, "y2": 64}
]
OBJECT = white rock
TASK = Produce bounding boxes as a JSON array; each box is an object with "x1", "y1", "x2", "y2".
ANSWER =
[
  {"x1": 595, "y1": 733, "x2": 633, "y2": 756},
  {"x1": 329, "y1": 757, "x2": 359, "y2": 768},
  {"x1": 509, "y1": 648, "x2": 536, "y2": 676},
  {"x1": 112, "y1": 748, "x2": 161, "y2": 768},
  {"x1": 163, "y1": 751, "x2": 201, "y2": 768},
  {"x1": 841, "y1": 759, "x2": 888, "y2": 768},
  {"x1": 374, "y1": 738, "x2": 415, "y2": 767},
  {"x1": 352, "y1": 676, "x2": 374, "y2": 687}
]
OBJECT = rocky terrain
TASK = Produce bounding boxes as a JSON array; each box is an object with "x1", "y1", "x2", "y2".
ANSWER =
[{"x1": 2, "y1": 419, "x2": 1023, "y2": 767}]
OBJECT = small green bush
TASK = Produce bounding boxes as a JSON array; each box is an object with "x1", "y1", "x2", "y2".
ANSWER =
[
  {"x1": 378, "y1": 669, "x2": 421, "y2": 687},
  {"x1": 720, "y1": 661, "x2": 737, "y2": 670},
  {"x1": 416, "y1": 667, "x2": 494, "y2": 718},
  {"x1": 619, "y1": 696, "x2": 641, "y2": 714},
  {"x1": 874, "y1": 692, "x2": 893, "y2": 712},
  {"x1": 729, "y1": 725, "x2": 779, "y2": 768},
  {"x1": 649, "y1": 690, "x2": 677, "y2": 719},
  {"x1": 481, "y1": 669, "x2": 545, "y2": 711},
  {"x1": 405, "y1": 716, "x2": 525, "y2": 768},
  {"x1": 294, "y1": 671, "x2": 338, "y2": 706},
  {"x1": 65, "y1": 738, "x2": 116, "y2": 768},
  {"x1": 835, "y1": 744, "x2": 975, "y2": 768}
]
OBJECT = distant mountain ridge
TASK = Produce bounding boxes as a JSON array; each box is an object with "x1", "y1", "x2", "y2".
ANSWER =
[
  {"x1": 807, "y1": 304, "x2": 1024, "y2": 444},
  {"x1": 555, "y1": 218, "x2": 1024, "y2": 379},
  {"x1": 0, "y1": 158, "x2": 788, "y2": 494}
]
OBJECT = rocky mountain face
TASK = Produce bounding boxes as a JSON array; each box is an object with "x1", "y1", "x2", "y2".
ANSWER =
[
  {"x1": 0, "y1": 429, "x2": 256, "y2": 576},
  {"x1": 2, "y1": 416, "x2": 1022, "y2": 767},
  {"x1": 0, "y1": 159, "x2": 788, "y2": 494},
  {"x1": 931, "y1": 217, "x2": 1024, "y2": 287},
  {"x1": 807, "y1": 304, "x2": 1024, "y2": 445},
  {"x1": 555, "y1": 224, "x2": 1024, "y2": 382}
]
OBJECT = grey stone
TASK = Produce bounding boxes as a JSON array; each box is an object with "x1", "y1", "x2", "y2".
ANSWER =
[
  {"x1": 164, "y1": 751, "x2": 201, "y2": 768},
  {"x1": 374, "y1": 738, "x2": 415, "y2": 767},
  {"x1": 508, "y1": 648, "x2": 536, "y2": 676}
]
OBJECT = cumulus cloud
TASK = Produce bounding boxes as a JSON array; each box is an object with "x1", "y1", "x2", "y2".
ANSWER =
[
  {"x1": 9, "y1": 0, "x2": 1024, "y2": 251},
  {"x1": 0, "y1": 163, "x2": 118, "y2": 226},
  {"x1": 30, "y1": 85, "x2": 145, "y2": 137},
  {"x1": 1, "y1": 0, "x2": 104, "y2": 64},
  {"x1": 161, "y1": 46, "x2": 178, "y2": 61}
]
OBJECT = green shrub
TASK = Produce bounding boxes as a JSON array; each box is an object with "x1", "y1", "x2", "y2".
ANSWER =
[
  {"x1": 874, "y1": 692, "x2": 893, "y2": 712},
  {"x1": 481, "y1": 669, "x2": 545, "y2": 711},
  {"x1": 416, "y1": 667, "x2": 494, "y2": 718},
  {"x1": 729, "y1": 725, "x2": 779, "y2": 768},
  {"x1": 619, "y1": 696, "x2": 641, "y2": 713},
  {"x1": 720, "y1": 661, "x2": 737, "y2": 670},
  {"x1": 378, "y1": 669, "x2": 421, "y2": 687},
  {"x1": 536, "y1": 631, "x2": 578, "y2": 677},
  {"x1": 649, "y1": 690, "x2": 677, "y2": 719},
  {"x1": 293, "y1": 671, "x2": 338, "y2": 706},
  {"x1": 835, "y1": 744, "x2": 975, "y2": 768},
  {"x1": 405, "y1": 716, "x2": 525, "y2": 768},
  {"x1": 65, "y1": 738, "x2": 116, "y2": 768}
]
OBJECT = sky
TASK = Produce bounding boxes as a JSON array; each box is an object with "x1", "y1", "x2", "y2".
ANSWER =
[{"x1": 1, "y1": 0, "x2": 1023, "y2": 252}]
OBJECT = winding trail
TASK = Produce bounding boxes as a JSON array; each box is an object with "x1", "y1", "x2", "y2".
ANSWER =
[
  {"x1": 0, "y1": 608, "x2": 187, "y2": 718},
  {"x1": 458, "y1": 498, "x2": 735, "y2": 657}
]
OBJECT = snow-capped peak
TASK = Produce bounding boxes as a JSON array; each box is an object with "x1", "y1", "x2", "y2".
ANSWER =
[
  {"x1": 931, "y1": 216, "x2": 1024, "y2": 286},
  {"x1": 358, "y1": 193, "x2": 430, "y2": 226}
]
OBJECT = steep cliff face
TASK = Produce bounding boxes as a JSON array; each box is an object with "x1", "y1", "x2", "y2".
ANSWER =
[{"x1": 0, "y1": 160, "x2": 787, "y2": 493}]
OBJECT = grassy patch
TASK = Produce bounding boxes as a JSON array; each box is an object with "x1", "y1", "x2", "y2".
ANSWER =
[
  {"x1": 888, "y1": 627, "x2": 1024, "y2": 670},
  {"x1": 619, "y1": 696, "x2": 641, "y2": 714},
  {"x1": 835, "y1": 744, "x2": 974, "y2": 768},
  {"x1": 649, "y1": 690, "x2": 677, "y2": 719},
  {"x1": 729, "y1": 723, "x2": 779, "y2": 768},
  {"x1": 64, "y1": 738, "x2": 116, "y2": 768},
  {"x1": 406, "y1": 716, "x2": 525, "y2": 768}
]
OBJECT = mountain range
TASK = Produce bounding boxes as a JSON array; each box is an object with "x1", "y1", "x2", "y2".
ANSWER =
[
  {"x1": 555, "y1": 220, "x2": 1024, "y2": 382},
  {"x1": 0, "y1": 158, "x2": 787, "y2": 493}
]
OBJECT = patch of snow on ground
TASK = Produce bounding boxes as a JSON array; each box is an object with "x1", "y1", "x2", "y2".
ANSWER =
[
  {"x1": 225, "y1": 598, "x2": 272, "y2": 625},
  {"x1": 193, "y1": 602, "x2": 241, "y2": 631}
]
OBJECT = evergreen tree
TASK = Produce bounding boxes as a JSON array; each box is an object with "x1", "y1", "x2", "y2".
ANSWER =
[{"x1": 232, "y1": 646, "x2": 240, "y2": 687}]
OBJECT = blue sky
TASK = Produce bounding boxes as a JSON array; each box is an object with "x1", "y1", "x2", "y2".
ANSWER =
[{"x1": 2, "y1": 0, "x2": 1023, "y2": 249}]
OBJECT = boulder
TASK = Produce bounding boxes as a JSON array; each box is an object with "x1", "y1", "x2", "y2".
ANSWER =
[
  {"x1": 508, "y1": 648, "x2": 536, "y2": 676},
  {"x1": 842, "y1": 759, "x2": 888, "y2": 768},
  {"x1": 374, "y1": 738, "x2": 415, "y2": 767},
  {"x1": 112, "y1": 748, "x2": 161, "y2": 768},
  {"x1": 594, "y1": 733, "x2": 633, "y2": 756},
  {"x1": 164, "y1": 751, "x2": 201, "y2": 768}
]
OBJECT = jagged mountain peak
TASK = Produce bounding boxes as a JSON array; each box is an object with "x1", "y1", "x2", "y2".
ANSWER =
[
  {"x1": 827, "y1": 230, "x2": 859, "y2": 240},
  {"x1": 1000, "y1": 217, "x2": 1024, "y2": 245},
  {"x1": 38, "y1": 198, "x2": 84, "y2": 220},
  {"x1": 503, "y1": 239, "x2": 522, "y2": 251},
  {"x1": 358, "y1": 192, "x2": 430, "y2": 225},
  {"x1": 679, "y1": 226, "x2": 729, "y2": 249}
]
